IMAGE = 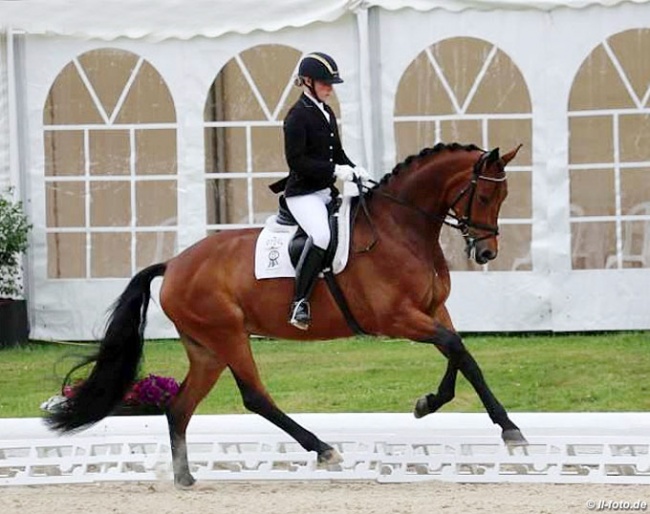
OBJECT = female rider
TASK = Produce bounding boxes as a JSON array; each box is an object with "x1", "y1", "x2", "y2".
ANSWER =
[{"x1": 269, "y1": 52, "x2": 369, "y2": 330}]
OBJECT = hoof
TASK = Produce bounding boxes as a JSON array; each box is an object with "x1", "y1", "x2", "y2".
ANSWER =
[
  {"x1": 174, "y1": 473, "x2": 196, "y2": 489},
  {"x1": 317, "y1": 447, "x2": 343, "y2": 466},
  {"x1": 502, "y1": 429, "x2": 528, "y2": 446},
  {"x1": 413, "y1": 395, "x2": 431, "y2": 419}
]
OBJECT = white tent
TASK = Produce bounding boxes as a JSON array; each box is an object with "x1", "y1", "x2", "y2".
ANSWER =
[
  {"x1": 0, "y1": 1, "x2": 642, "y2": 39},
  {"x1": 1, "y1": 0, "x2": 649, "y2": 339}
]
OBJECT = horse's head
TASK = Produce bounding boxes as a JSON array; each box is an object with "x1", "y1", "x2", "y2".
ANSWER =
[
  {"x1": 448, "y1": 145, "x2": 521, "y2": 265},
  {"x1": 369, "y1": 142, "x2": 521, "y2": 265}
]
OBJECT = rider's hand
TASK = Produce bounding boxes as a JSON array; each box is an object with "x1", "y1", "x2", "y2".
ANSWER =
[
  {"x1": 334, "y1": 164, "x2": 355, "y2": 182},
  {"x1": 353, "y1": 166, "x2": 371, "y2": 182}
]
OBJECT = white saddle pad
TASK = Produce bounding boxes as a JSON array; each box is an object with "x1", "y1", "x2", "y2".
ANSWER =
[{"x1": 254, "y1": 183, "x2": 358, "y2": 280}]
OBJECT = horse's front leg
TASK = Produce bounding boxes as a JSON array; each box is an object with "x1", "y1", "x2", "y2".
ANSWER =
[
  {"x1": 414, "y1": 305, "x2": 459, "y2": 418},
  {"x1": 414, "y1": 358, "x2": 458, "y2": 418},
  {"x1": 421, "y1": 325, "x2": 527, "y2": 445},
  {"x1": 413, "y1": 305, "x2": 460, "y2": 418}
]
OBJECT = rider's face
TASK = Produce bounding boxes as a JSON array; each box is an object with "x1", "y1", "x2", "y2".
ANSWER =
[{"x1": 312, "y1": 80, "x2": 333, "y2": 103}]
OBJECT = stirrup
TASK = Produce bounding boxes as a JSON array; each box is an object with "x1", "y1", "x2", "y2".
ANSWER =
[{"x1": 289, "y1": 299, "x2": 311, "y2": 330}]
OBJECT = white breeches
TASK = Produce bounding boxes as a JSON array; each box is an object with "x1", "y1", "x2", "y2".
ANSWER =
[{"x1": 285, "y1": 188, "x2": 332, "y2": 250}]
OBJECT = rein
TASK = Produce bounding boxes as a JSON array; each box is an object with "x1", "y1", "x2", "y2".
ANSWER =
[
  {"x1": 353, "y1": 151, "x2": 505, "y2": 257},
  {"x1": 351, "y1": 178, "x2": 380, "y2": 253}
]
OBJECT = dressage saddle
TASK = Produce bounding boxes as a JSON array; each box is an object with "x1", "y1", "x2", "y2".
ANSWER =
[{"x1": 275, "y1": 194, "x2": 342, "y2": 270}]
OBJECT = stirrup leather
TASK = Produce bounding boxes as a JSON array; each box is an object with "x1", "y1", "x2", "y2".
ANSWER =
[{"x1": 289, "y1": 299, "x2": 311, "y2": 330}]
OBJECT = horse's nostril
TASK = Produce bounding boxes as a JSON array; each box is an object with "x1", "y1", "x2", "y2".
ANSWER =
[{"x1": 479, "y1": 248, "x2": 496, "y2": 262}]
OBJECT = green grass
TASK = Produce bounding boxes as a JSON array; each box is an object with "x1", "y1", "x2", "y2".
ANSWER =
[{"x1": 0, "y1": 332, "x2": 648, "y2": 418}]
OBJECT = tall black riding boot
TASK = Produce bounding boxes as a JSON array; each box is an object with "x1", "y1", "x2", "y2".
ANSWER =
[{"x1": 289, "y1": 238, "x2": 327, "y2": 330}]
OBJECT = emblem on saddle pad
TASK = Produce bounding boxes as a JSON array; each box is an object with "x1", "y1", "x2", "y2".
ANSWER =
[
  {"x1": 254, "y1": 187, "x2": 357, "y2": 280},
  {"x1": 264, "y1": 237, "x2": 283, "y2": 269}
]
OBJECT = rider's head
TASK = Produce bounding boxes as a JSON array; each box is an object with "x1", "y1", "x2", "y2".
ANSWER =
[{"x1": 295, "y1": 52, "x2": 343, "y2": 103}]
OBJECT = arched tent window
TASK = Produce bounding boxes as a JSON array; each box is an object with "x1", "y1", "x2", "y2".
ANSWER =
[
  {"x1": 204, "y1": 44, "x2": 342, "y2": 231},
  {"x1": 569, "y1": 28, "x2": 650, "y2": 270},
  {"x1": 43, "y1": 48, "x2": 178, "y2": 278},
  {"x1": 394, "y1": 37, "x2": 533, "y2": 271}
]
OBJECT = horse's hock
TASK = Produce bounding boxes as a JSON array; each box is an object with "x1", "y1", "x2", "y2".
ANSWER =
[{"x1": 1, "y1": 413, "x2": 649, "y2": 486}]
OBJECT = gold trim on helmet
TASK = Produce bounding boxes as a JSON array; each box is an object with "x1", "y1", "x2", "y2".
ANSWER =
[{"x1": 303, "y1": 53, "x2": 339, "y2": 78}]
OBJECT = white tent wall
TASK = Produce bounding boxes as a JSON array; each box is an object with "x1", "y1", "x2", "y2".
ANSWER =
[
  {"x1": 21, "y1": 15, "x2": 363, "y2": 340},
  {"x1": 375, "y1": 2, "x2": 650, "y2": 331},
  {"x1": 1, "y1": 1, "x2": 648, "y2": 339}
]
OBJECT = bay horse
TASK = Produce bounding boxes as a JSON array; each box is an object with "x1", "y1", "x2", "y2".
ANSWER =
[{"x1": 46, "y1": 142, "x2": 526, "y2": 487}]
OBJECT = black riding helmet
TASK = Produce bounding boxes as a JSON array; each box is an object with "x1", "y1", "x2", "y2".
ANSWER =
[{"x1": 298, "y1": 52, "x2": 344, "y2": 84}]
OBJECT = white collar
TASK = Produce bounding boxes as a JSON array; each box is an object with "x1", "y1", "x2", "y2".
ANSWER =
[{"x1": 304, "y1": 91, "x2": 330, "y2": 122}]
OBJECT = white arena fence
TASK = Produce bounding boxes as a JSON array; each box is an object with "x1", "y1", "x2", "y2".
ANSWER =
[{"x1": 1, "y1": 413, "x2": 649, "y2": 486}]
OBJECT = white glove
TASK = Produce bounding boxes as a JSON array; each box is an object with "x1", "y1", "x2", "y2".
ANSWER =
[
  {"x1": 334, "y1": 164, "x2": 355, "y2": 182},
  {"x1": 353, "y1": 166, "x2": 371, "y2": 181}
]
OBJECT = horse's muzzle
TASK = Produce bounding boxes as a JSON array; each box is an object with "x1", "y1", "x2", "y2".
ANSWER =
[
  {"x1": 474, "y1": 244, "x2": 497, "y2": 264},
  {"x1": 464, "y1": 234, "x2": 497, "y2": 265}
]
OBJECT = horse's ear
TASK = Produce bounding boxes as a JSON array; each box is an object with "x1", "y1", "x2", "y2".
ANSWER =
[
  {"x1": 486, "y1": 147, "x2": 500, "y2": 163},
  {"x1": 501, "y1": 144, "x2": 523, "y2": 166}
]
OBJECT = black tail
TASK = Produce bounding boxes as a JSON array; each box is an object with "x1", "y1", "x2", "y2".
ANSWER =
[{"x1": 45, "y1": 262, "x2": 167, "y2": 432}]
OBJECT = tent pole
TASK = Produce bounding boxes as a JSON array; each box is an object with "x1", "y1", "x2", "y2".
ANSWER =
[
  {"x1": 6, "y1": 27, "x2": 20, "y2": 202},
  {"x1": 354, "y1": 5, "x2": 375, "y2": 176}
]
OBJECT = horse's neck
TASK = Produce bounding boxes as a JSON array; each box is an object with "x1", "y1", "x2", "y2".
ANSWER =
[
  {"x1": 372, "y1": 153, "x2": 471, "y2": 264},
  {"x1": 369, "y1": 178, "x2": 445, "y2": 263},
  {"x1": 381, "y1": 160, "x2": 452, "y2": 224},
  {"x1": 432, "y1": 239, "x2": 450, "y2": 280}
]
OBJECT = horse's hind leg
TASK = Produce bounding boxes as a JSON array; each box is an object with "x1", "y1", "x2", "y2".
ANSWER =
[
  {"x1": 228, "y1": 335, "x2": 342, "y2": 466},
  {"x1": 166, "y1": 333, "x2": 226, "y2": 488}
]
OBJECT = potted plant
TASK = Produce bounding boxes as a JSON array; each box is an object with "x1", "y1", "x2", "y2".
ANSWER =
[{"x1": 0, "y1": 188, "x2": 32, "y2": 348}]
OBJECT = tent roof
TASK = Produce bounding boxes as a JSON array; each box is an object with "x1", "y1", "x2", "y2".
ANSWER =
[{"x1": 0, "y1": 0, "x2": 644, "y2": 40}]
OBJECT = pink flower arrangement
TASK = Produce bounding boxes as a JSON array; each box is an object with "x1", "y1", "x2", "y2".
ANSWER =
[
  {"x1": 63, "y1": 374, "x2": 180, "y2": 409},
  {"x1": 123, "y1": 374, "x2": 180, "y2": 408}
]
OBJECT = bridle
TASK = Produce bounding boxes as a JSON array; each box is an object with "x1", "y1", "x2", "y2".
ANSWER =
[
  {"x1": 445, "y1": 151, "x2": 506, "y2": 258},
  {"x1": 353, "y1": 151, "x2": 506, "y2": 258}
]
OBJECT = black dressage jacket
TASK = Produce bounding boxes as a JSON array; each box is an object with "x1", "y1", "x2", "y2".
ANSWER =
[{"x1": 269, "y1": 93, "x2": 354, "y2": 197}]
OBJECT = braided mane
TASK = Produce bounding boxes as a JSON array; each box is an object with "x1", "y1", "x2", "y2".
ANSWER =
[{"x1": 368, "y1": 142, "x2": 483, "y2": 194}]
